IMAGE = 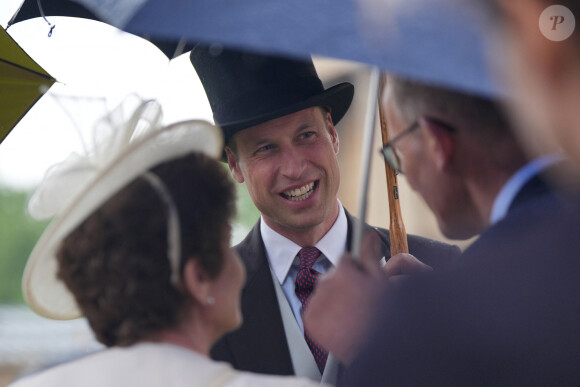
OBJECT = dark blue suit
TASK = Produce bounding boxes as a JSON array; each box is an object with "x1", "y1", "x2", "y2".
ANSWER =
[
  {"x1": 342, "y1": 175, "x2": 580, "y2": 386},
  {"x1": 211, "y1": 209, "x2": 461, "y2": 376}
]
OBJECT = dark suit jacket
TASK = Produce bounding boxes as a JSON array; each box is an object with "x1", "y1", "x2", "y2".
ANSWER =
[
  {"x1": 211, "y1": 209, "x2": 461, "y2": 376},
  {"x1": 342, "y1": 175, "x2": 580, "y2": 386}
]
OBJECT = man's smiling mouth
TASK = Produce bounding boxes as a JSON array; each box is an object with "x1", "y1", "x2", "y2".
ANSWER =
[{"x1": 280, "y1": 181, "x2": 318, "y2": 201}]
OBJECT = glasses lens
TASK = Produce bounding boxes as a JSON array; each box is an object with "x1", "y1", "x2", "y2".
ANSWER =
[{"x1": 381, "y1": 146, "x2": 400, "y2": 173}]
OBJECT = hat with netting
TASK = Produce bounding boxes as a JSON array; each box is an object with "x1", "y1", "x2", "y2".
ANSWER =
[{"x1": 23, "y1": 96, "x2": 223, "y2": 320}]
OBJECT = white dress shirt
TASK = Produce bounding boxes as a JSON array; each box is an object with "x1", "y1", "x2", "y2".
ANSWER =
[{"x1": 261, "y1": 200, "x2": 348, "y2": 333}]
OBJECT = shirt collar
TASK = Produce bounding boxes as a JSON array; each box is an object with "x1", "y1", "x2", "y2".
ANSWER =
[
  {"x1": 261, "y1": 200, "x2": 348, "y2": 285},
  {"x1": 490, "y1": 153, "x2": 563, "y2": 225}
]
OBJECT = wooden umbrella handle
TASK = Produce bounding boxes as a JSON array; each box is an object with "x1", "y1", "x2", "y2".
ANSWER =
[{"x1": 378, "y1": 73, "x2": 409, "y2": 255}]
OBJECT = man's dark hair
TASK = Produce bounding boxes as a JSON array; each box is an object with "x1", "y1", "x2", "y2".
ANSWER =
[{"x1": 57, "y1": 152, "x2": 236, "y2": 347}]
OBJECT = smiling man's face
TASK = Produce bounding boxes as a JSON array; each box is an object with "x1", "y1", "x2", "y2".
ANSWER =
[{"x1": 226, "y1": 107, "x2": 341, "y2": 245}]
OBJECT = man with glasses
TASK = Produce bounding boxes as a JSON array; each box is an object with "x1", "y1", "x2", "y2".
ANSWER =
[
  {"x1": 376, "y1": 76, "x2": 563, "y2": 240},
  {"x1": 304, "y1": 74, "x2": 567, "y2": 384}
]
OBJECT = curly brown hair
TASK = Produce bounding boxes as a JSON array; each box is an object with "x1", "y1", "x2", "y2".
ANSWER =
[{"x1": 56, "y1": 152, "x2": 236, "y2": 347}]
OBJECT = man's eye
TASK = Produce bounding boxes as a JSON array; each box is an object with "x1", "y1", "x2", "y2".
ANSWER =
[
  {"x1": 256, "y1": 144, "x2": 273, "y2": 153},
  {"x1": 300, "y1": 131, "x2": 315, "y2": 140}
]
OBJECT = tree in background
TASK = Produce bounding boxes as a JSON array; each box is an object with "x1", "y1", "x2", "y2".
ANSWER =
[{"x1": 0, "y1": 189, "x2": 48, "y2": 304}]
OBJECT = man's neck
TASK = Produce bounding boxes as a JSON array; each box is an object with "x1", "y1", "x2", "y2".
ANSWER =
[{"x1": 467, "y1": 169, "x2": 515, "y2": 229}]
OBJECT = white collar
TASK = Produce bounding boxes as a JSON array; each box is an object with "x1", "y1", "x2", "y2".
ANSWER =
[
  {"x1": 490, "y1": 153, "x2": 563, "y2": 225},
  {"x1": 261, "y1": 200, "x2": 348, "y2": 285}
]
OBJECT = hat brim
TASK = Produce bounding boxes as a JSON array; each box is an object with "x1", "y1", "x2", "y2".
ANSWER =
[
  {"x1": 220, "y1": 82, "x2": 354, "y2": 149},
  {"x1": 23, "y1": 119, "x2": 223, "y2": 320}
]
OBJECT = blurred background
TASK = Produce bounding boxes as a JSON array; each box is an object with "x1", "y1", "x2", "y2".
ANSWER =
[{"x1": 0, "y1": 3, "x2": 475, "y2": 385}]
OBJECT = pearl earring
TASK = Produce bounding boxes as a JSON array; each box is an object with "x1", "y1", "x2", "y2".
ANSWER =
[{"x1": 206, "y1": 296, "x2": 215, "y2": 305}]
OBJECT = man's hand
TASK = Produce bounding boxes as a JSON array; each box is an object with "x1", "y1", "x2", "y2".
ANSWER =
[{"x1": 385, "y1": 253, "x2": 433, "y2": 285}]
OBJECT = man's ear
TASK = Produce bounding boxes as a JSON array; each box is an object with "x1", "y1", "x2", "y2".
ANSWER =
[
  {"x1": 421, "y1": 118, "x2": 455, "y2": 172},
  {"x1": 326, "y1": 112, "x2": 339, "y2": 154},
  {"x1": 225, "y1": 146, "x2": 245, "y2": 183},
  {"x1": 182, "y1": 259, "x2": 212, "y2": 305}
]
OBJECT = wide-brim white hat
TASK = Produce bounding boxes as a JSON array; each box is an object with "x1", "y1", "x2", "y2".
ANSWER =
[{"x1": 23, "y1": 96, "x2": 223, "y2": 320}]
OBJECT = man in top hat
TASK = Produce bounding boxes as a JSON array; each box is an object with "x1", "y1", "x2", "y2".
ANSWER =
[{"x1": 190, "y1": 44, "x2": 460, "y2": 383}]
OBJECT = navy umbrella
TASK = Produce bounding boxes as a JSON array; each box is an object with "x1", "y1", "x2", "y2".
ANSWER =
[{"x1": 10, "y1": 0, "x2": 499, "y2": 96}]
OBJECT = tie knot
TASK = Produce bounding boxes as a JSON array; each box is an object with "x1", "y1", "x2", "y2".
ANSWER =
[{"x1": 298, "y1": 247, "x2": 321, "y2": 269}]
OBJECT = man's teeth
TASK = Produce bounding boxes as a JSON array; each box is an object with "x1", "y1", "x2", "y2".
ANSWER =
[{"x1": 283, "y1": 182, "x2": 315, "y2": 201}]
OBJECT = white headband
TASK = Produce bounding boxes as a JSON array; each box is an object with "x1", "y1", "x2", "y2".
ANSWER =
[{"x1": 141, "y1": 171, "x2": 182, "y2": 285}]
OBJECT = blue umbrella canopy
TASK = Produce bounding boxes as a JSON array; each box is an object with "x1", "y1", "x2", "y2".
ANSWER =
[{"x1": 70, "y1": 0, "x2": 498, "y2": 97}]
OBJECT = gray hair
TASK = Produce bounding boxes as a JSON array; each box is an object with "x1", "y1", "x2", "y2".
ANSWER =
[{"x1": 386, "y1": 75, "x2": 511, "y2": 140}]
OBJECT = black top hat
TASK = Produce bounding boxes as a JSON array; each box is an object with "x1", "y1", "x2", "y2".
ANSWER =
[{"x1": 190, "y1": 44, "x2": 354, "y2": 148}]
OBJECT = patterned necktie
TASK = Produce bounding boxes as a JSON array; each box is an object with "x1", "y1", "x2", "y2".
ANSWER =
[{"x1": 294, "y1": 247, "x2": 328, "y2": 374}]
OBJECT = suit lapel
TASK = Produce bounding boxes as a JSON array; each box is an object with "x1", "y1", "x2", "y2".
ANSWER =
[
  {"x1": 344, "y1": 209, "x2": 460, "y2": 271},
  {"x1": 227, "y1": 221, "x2": 294, "y2": 375}
]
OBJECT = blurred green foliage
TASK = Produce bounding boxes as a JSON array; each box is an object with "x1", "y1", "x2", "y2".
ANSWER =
[
  {"x1": 233, "y1": 183, "x2": 260, "y2": 230},
  {"x1": 0, "y1": 188, "x2": 49, "y2": 304}
]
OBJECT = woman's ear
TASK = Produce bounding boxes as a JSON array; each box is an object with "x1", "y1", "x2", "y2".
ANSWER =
[
  {"x1": 182, "y1": 258, "x2": 212, "y2": 305},
  {"x1": 420, "y1": 118, "x2": 456, "y2": 172}
]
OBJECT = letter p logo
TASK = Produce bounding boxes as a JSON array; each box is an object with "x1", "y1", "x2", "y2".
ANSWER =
[
  {"x1": 550, "y1": 15, "x2": 565, "y2": 30},
  {"x1": 540, "y1": 5, "x2": 575, "y2": 41}
]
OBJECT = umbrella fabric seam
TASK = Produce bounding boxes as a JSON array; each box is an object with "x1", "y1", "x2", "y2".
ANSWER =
[{"x1": 0, "y1": 58, "x2": 56, "y2": 82}]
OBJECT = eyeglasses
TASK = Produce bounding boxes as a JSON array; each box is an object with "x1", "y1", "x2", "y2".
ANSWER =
[
  {"x1": 380, "y1": 120, "x2": 420, "y2": 174},
  {"x1": 380, "y1": 117, "x2": 455, "y2": 174}
]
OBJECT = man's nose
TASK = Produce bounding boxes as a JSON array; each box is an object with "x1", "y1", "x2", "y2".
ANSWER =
[{"x1": 279, "y1": 146, "x2": 307, "y2": 179}]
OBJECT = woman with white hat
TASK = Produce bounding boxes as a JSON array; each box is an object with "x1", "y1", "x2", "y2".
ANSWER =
[{"x1": 10, "y1": 97, "x2": 321, "y2": 387}]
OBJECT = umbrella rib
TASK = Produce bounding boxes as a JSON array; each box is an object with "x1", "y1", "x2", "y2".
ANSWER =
[{"x1": 0, "y1": 58, "x2": 56, "y2": 82}]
